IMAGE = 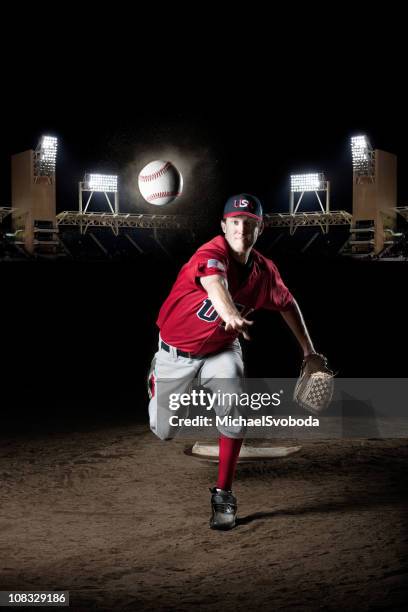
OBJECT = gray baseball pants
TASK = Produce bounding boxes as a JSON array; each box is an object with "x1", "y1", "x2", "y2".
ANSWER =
[{"x1": 148, "y1": 336, "x2": 245, "y2": 440}]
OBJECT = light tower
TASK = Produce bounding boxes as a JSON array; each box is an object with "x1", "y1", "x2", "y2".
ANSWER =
[
  {"x1": 79, "y1": 174, "x2": 119, "y2": 215},
  {"x1": 290, "y1": 173, "x2": 330, "y2": 214},
  {"x1": 11, "y1": 135, "x2": 59, "y2": 255},
  {"x1": 350, "y1": 135, "x2": 397, "y2": 255},
  {"x1": 351, "y1": 135, "x2": 375, "y2": 182},
  {"x1": 76, "y1": 173, "x2": 119, "y2": 237},
  {"x1": 288, "y1": 172, "x2": 330, "y2": 234}
]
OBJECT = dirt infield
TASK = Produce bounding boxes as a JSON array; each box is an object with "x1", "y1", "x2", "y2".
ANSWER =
[{"x1": 1, "y1": 422, "x2": 407, "y2": 611}]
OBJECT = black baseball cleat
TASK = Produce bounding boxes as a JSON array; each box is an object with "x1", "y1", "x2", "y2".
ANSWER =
[{"x1": 209, "y1": 487, "x2": 237, "y2": 530}]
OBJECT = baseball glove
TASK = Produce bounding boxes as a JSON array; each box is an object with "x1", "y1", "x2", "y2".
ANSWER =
[{"x1": 293, "y1": 353, "x2": 334, "y2": 415}]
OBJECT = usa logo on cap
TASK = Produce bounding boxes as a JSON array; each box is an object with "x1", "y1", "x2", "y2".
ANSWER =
[
  {"x1": 233, "y1": 198, "x2": 253, "y2": 210},
  {"x1": 223, "y1": 193, "x2": 263, "y2": 221}
]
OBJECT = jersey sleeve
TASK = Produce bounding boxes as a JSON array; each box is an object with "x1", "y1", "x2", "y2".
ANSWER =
[
  {"x1": 191, "y1": 248, "x2": 228, "y2": 280},
  {"x1": 263, "y1": 262, "x2": 294, "y2": 311}
]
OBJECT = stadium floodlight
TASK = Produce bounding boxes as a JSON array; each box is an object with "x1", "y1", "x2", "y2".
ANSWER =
[
  {"x1": 351, "y1": 135, "x2": 374, "y2": 176},
  {"x1": 34, "y1": 135, "x2": 58, "y2": 177},
  {"x1": 79, "y1": 173, "x2": 119, "y2": 215},
  {"x1": 290, "y1": 173, "x2": 325, "y2": 193},
  {"x1": 85, "y1": 173, "x2": 118, "y2": 193},
  {"x1": 289, "y1": 172, "x2": 330, "y2": 219}
]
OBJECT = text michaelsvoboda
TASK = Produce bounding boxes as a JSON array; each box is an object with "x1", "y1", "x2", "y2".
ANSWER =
[{"x1": 168, "y1": 415, "x2": 320, "y2": 427}]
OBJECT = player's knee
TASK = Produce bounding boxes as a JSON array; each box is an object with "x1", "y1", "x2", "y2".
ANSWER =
[
  {"x1": 218, "y1": 423, "x2": 246, "y2": 438},
  {"x1": 149, "y1": 414, "x2": 174, "y2": 441},
  {"x1": 219, "y1": 367, "x2": 243, "y2": 378}
]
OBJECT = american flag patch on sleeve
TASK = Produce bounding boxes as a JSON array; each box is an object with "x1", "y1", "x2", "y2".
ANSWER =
[{"x1": 207, "y1": 259, "x2": 226, "y2": 271}]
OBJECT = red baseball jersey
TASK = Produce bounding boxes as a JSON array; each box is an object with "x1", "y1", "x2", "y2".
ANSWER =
[{"x1": 157, "y1": 235, "x2": 294, "y2": 355}]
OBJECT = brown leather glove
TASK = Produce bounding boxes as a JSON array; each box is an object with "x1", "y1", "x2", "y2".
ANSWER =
[{"x1": 293, "y1": 353, "x2": 334, "y2": 415}]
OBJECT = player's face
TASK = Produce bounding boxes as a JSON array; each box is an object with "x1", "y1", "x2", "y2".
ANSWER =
[{"x1": 221, "y1": 216, "x2": 263, "y2": 254}]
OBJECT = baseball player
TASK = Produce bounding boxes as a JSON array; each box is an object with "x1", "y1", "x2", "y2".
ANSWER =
[{"x1": 148, "y1": 194, "x2": 317, "y2": 530}]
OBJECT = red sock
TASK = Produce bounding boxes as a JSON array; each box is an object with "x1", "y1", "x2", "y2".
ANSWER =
[{"x1": 216, "y1": 435, "x2": 243, "y2": 491}]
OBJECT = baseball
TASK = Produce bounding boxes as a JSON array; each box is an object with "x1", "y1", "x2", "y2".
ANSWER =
[{"x1": 138, "y1": 160, "x2": 183, "y2": 206}]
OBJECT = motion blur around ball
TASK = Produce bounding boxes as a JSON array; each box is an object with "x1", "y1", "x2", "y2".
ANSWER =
[{"x1": 138, "y1": 160, "x2": 183, "y2": 206}]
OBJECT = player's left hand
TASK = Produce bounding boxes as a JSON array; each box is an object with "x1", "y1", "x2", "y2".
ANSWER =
[{"x1": 293, "y1": 353, "x2": 334, "y2": 415}]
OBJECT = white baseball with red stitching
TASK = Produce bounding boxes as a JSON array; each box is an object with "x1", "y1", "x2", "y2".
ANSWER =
[{"x1": 138, "y1": 160, "x2": 183, "y2": 206}]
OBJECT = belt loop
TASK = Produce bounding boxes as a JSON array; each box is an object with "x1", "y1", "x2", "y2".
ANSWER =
[{"x1": 170, "y1": 345, "x2": 177, "y2": 359}]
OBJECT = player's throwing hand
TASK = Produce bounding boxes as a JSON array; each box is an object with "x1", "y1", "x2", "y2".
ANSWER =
[{"x1": 224, "y1": 315, "x2": 254, "y2": 340}]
